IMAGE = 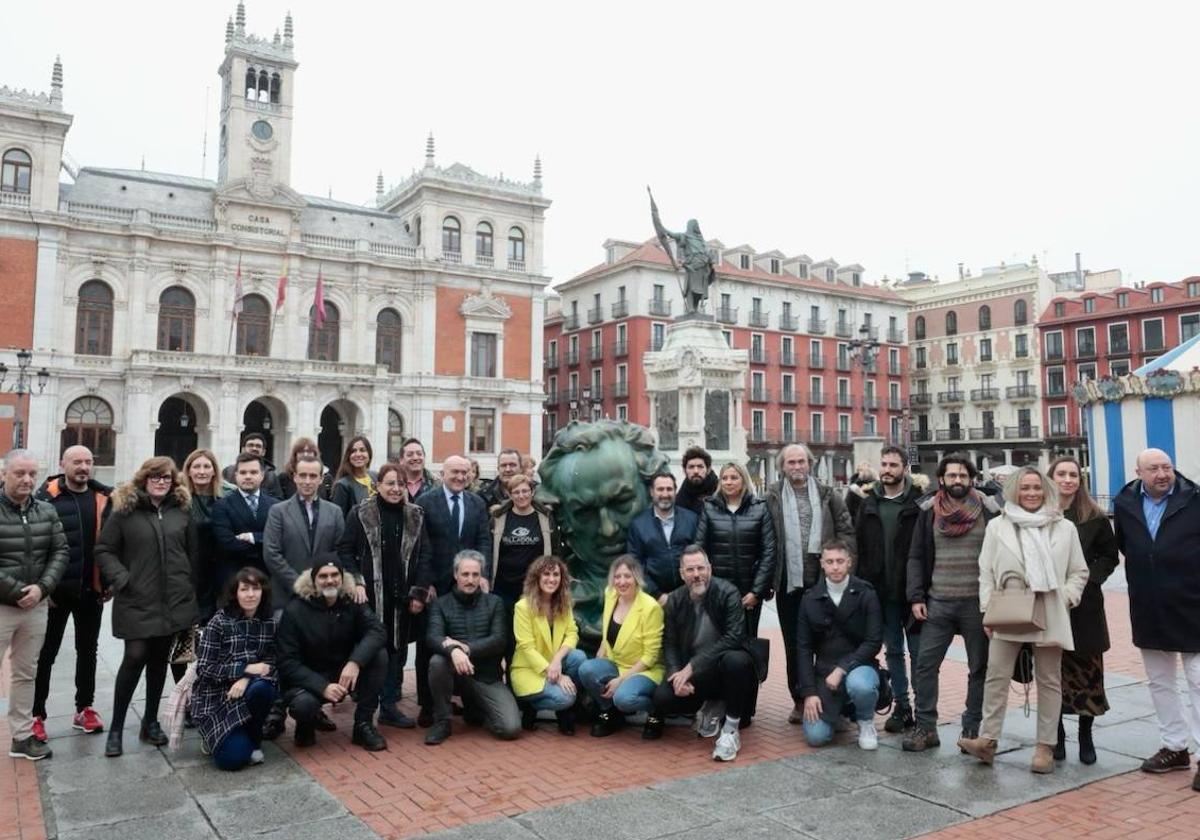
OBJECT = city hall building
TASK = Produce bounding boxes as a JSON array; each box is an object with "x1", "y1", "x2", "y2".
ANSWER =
[{"x1": 0, "y1": 4, "x2": 551, "y2": 483}]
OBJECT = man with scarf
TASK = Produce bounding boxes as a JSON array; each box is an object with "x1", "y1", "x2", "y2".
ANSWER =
[
  {"x1": 676, "y1": 447, "x2": 718, "y2": 516},
  {"x1": 902, "y1": 454, "x2": 1001, "y2": 752},
  {"x1": 764, "y1": 443, "x2": 854, "y2": 725}
]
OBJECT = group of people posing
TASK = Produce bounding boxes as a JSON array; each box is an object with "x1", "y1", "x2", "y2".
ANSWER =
[{"x1": 0, "y1": 435, "x2": 1197, "y2": 788}]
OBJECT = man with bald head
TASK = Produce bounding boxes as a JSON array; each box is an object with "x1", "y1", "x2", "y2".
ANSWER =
[
  {"x1": 1114, "y1": 448, "x2": 1200, "y2": 787},
  {"x1": 31, "y1": 446, "x2": 113, "y2": 742},
  {"x1": 413, "y1": 455, "x2": 492, "y2": 726}
]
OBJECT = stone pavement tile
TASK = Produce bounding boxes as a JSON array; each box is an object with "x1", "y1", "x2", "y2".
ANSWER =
[
  {"x1": 780, "y1": 751, "x2": 891, "y2": 789},
  {"x1": 664, "y1": 815, "x2": 814, "y2": 840},
  {"x1": 174, "y1": 750, "x2": 306, "y2": 796},
  {"x1": 653, "y1": 760, "x2": 844, "y2": 817},
  {"x1": 765, "y1": 785, "x2": 966, "y2": 840},
  {"x1": 1086, "y1": 717, "x2": 1161, "y2": 759},
  {"x1": 49, "y1": 774, "x2": 194, "y2": 834},
  {"x1": 42, "y1": 749, "x2": 173, "y2": 794},
  {"x1": 248, "y1": 814, "x2": 384, "y2": 840},
  {"x1": 514, "y1": 789, "x2": 712, "y2": 840},
  {"x1": 196, "y1": 778, "x2": 347, "y2": 839},
  {"x1": 57, "y1": 811, "x2": 216, "y2": 840},
  {"x1": 994, "y1": 743, "x2": 1141, "y2": 777},
  {"x1": 1093, "y1": 684, "x2": 1157, "y2": 727},
  {"x1": 422, "y1": 816, "x2": 544, "y2": 840}
]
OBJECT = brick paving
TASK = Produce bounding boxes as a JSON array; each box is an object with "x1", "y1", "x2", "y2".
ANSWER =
[{"x1": 0, "y1": 660, "x2": 48, "y2": 840}]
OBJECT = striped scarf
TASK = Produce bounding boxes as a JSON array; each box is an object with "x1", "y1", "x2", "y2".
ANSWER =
[{"x1": 932, "y1": 489, "x2": 984, "y2": 537}]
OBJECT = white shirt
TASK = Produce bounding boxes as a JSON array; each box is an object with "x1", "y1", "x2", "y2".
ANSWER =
[{"x1": 827, "y1": 577, "x2": 849, "y2": 607}]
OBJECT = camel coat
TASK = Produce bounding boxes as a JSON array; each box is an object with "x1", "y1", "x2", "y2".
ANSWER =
[{"x1": 977, "y1": 514, "x2": 1089, "y2": 650}]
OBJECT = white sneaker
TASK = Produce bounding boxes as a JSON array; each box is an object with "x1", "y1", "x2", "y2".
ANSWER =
[
  {"x1": 857, "y1": 721, "x2": 878, "y2": 751},
  {"x1": 249, "y1": 748, "x2": 265, "y2": 765},
  {"x1": 712, "y1": 730, "x2": 740, "y2": 762},
  {"x1": 694, "y1": 700, "x2": 725, "y2": 739}
]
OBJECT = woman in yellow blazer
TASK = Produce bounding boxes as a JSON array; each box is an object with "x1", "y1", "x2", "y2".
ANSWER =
[
  {"x1": 578, "y1": 555, "x2": 665, "y2": 738},
  {"x1": 511, "y1": 555, "x2": 585, "y2": 735}
]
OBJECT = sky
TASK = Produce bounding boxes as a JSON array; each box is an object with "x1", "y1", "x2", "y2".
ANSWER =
[{"x1": 4, "y1": 1, "x2": 1199, "y2": 288}]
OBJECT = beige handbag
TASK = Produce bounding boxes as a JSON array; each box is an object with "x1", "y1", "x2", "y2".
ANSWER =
[{"x1": 983, "y1": 570, "x2": 1046, "y2": 633}]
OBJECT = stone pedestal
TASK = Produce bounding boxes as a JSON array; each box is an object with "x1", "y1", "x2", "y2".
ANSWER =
[
  {"x1": 852, "y1": 435, "x2": 885, "y2": 473},
  {"x1": 644, "y1": 317, "x2": 748, "y2": 476}
]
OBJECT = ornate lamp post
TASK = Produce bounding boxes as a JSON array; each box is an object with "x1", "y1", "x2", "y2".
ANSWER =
[{"x1": 0, "y1": 349, "x2": 51, "y2": 449}]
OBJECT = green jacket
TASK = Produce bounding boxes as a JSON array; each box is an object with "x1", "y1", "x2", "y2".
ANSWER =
[{"x1": 0, "y1": 491, "x2": 69, "y2": 606}]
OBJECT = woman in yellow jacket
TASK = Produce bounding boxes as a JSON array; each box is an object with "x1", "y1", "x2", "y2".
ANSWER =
[
  {"x1": 577, "y1": 555, "x2": 665, "y2": 738},
  {"x1": 510, "y1": 555, "x2": 585, "y2": 735}
]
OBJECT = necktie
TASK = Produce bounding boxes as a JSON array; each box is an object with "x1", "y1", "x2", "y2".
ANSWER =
[
  {"x1": 305, "y1": 500, "x2": 314, "y2": 525},
  {"x1": 450, "y1": 493, "x2": 461, "y2": 537},
  {"x1": 247, "y1": 494, "x2": 258, "y2": 515}
]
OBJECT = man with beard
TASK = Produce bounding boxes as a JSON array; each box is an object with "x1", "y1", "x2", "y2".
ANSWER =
[
  {"x1": 627, "y1": 473, "x2": 699, "y2": 604},
  {"x1": 764, "y1": 443, "x2": 854, "y2": 725},
  {"x1": 221, "y1": 434, "x2": 282, "y2": 499},
  {"x1": 852, "y1": 446, "x2": 923, "y2": 734},
  {"x1": 648, "y1": 546, "x2": 763, "y2": 763},
  {"x1": 480, "y1": 448, "x2": 522, "y2": 509},
  {"x1": 902, "y1": 454, "x2": 1001, "y2": 752},
  {"x1": 675, "y1": 447, "x2": 717, "y2": 515}
]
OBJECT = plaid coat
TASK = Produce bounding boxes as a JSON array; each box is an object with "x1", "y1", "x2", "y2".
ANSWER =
[{"x1": 190, "y1": 608, "x2": 277, "y2": 752}]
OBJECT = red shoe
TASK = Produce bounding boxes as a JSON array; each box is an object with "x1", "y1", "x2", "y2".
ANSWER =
[
  {"x1": 72, "y1": 707, "x2": 105, "y2": 734},
  {"x1": 31, "y1": 717, "x2": 47, "y2": 743}
]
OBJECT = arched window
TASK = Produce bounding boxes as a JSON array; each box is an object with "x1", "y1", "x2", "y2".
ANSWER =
[
  {"x1": 1014, "y1": 298, "x2": 1028, "y2": 326},
  {"x1": 245, "y1": 67, "x2": 257, "y2": 98},
  {"x1": 945, "y1": 311, "x2": 958, "y2": 336},
  {"x1": 387, "y1": 409, "x2": 405, "y2": 461},
  {"x1": 442, "y1": 216, "x2": 461, "y2": 254},
  {"x1": 978, "y1": 304, "x2": 991, "y2": 331},
  {"x1": 476, "y1": 222, "x2": 493, "y2": 257},
  {"x1": 914, "y1": 315, "x2": 926, "y2": 340},
  {"x1": 257, "y1": 69, "x2": 270, "y2": 102},
  {"x1": 236, "y1": 294, "x2": 272, "y2": 357},
  {"x1": 1, "y1": 149, "x2": 32, "y2": 194},
  {"x1": 270, "y1": 72, "x2": 281, "y2": 104},
  {"x1": 507, "y1": 226, "x2": 526, "y2": 266},
  {"x1": 75, "y1": 280, "x2": 114, "y2": 356},
  {"x1": 157, "y1": 286, "x2": 195, "y2": 352},
  {"x1": 375, "y1": 308, "x2": 402, "y2": 372},
  {"x1": 308, "y1": 301, "x2": 340, "y2": 361},
  {"x1": 62, "y1": 396, "x2": 115, "y2": 466}
]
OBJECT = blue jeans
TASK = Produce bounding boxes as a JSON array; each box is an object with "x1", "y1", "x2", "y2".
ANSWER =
[
  {"x1": 882, "y1": 600, "x2": 920, "y2": 709},
  {"x1": 212, "y1": 678, "x2": 278, "y2": 771},
  {"x1": 520, "y1": 649, "x2": 586, "y2": 712},
  {"x1": 802, "y1": 665, "x2": 879, "y2": 747},
  {"x1": 577, "y1": 658, "x2": 656, "y2": 713}
]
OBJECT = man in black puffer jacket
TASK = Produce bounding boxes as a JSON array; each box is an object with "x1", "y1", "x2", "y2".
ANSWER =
[
  {"x1": 0, "y1": 449, "x2": 68, "y2": 761},
  {"x1": 277, "y1": 555, "x2": 388, "y2": 752},
  {"x1": 423, "y1": 550, "x2": 519, "y2": 746}
]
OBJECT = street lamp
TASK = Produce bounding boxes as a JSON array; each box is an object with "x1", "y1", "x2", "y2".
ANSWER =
[{"x1": 0, "y1": 349, "x2": 51, "y2": 449}]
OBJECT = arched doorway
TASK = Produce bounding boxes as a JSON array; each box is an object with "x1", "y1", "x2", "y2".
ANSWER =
[
  {"x1": 243, "y1": 400, "x2": 276, "y2": 461},
  {"x1": 318, "y1": 405, "x2": 345, "y2": 472},
  {"x1": 155, "y1": 397, "x2": 198, "y2": 469}
]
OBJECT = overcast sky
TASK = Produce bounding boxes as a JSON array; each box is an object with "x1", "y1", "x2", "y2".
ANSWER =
[{"x1": 5, "y1": 1, "x2": 1198, "y2": 287}]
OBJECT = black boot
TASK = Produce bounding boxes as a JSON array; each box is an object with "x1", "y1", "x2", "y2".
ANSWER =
[
  {"x1": 104, "y1": 730, "x2": 123, "y2": 757},
  {"x1": 589, "y1": 710, "x2": 624, "y2": 737},
  {"x1": 351, "y1": 719, "x2": 388, "y2": 752},
  {"x1": 140, "y1": 721, "x2": 168, "y2": 746},
  {"x1": 521, "y1": 706, "x2": 538, "y2": 732},
  {"x1": 1053, "y1": 717, "x2": 1066, "y2": 761},
  {"x1": 556, "y1": 709, "x2": 576, "y2": 736},
  {"x1": 1078, "y1": 715, "x2": 1097, "y2": 765}
]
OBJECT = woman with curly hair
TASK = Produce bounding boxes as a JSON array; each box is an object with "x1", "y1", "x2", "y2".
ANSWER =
[
  {"x1": 96, "y1": 456, "x2": 198, "y2": 756},
  {"x1": 510, "y1": 556, "x2": 583, "y2": 734}
]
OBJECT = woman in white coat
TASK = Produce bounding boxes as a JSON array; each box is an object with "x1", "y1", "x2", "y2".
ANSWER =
[{"x1": 958, "y1": 466, "x2": 1089, "y2": 774}]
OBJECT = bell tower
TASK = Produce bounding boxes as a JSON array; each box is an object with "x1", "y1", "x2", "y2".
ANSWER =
[{"x1": 216, "y1": 2, "x2": 298, "y2": 190}]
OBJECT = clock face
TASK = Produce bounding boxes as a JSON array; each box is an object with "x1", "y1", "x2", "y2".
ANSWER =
[{"x1": 251, "y1": 120, "x2": 274, "y2": 141}]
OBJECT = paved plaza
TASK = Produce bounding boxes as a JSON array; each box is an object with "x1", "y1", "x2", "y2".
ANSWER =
[{"x1": 1, "y1": 577, "x2": 1196, "y2": 840}]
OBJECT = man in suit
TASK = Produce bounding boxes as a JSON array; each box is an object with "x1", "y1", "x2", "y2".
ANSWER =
[
  {"x1": 627, "y1": 472, "x2": 699, "y2": 604},
  {"x1": 210, "y1": 452, "x2": 281, "y2": 589},
  {"x1": 221, "y1": 433, "x2": 282, "y2": 498},
  {"x1": 414, "y1": 454, "x2": 491, "y2": 726}
]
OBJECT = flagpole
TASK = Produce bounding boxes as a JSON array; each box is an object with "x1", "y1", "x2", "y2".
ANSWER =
[{"x1": 227, "y1": 254, "x2": 242, "y2": 355}]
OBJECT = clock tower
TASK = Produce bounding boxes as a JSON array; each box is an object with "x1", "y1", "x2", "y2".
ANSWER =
[{"x1": 216, "y1": 2, "x2": 297, "y2": 191}]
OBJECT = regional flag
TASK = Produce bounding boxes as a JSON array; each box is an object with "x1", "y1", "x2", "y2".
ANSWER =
[
  {"x1": 313, "y1": 266, "x2": 327, "y2": 328},
  {"x1": 232, "y1": 255, "x2": 244, "y2": 317},
  {"x1": 275, "y1": 257, "x2": 289, "y2": 311}
]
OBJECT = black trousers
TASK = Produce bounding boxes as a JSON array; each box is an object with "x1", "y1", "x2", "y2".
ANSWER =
[
  {"x1": 33, "y1": 586, "x2": 104, "y2": 717},
  {"x1": 653, "y1": 649, "x2": 757, "y2": 721},
  {"x1": 776, "y1": 563, "x2": 808, "y2": 703},
  {"x1": 283, "y1": 648, "x2": 388, "y2": 726}
]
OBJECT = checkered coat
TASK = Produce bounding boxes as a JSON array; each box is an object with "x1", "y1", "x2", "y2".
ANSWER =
[{"x1": 190, "y1": 608, "x2": 277, "y2": 752}]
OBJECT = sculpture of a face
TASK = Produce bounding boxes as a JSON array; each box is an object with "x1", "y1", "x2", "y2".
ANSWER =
[{"x1": 549, "y1": 436, "x2": 647, "y2": 564}]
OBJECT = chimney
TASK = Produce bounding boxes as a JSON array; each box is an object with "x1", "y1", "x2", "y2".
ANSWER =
[{"x1": 1075, "y1": 252, "x2": 1083, "y2": 289}]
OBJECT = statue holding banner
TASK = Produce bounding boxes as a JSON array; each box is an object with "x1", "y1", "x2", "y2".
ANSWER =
[{"x1": 649, "y1": 187, "x2": 716, "y2": 316}]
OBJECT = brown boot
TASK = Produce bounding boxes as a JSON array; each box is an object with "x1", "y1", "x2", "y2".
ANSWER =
[
  {"x1": 957, "y1": 735, "x2": 997, "y2": 765},
  {"x1": 1031, "y1": 743, "x2": 1055, "y2": 774}
]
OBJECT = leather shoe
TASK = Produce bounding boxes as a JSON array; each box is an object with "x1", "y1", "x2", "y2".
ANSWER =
[
  {"x1": 556, "y1": 710, "x2": 576, "y2": 736},
  {"x1": 261, "y1": 715, "x2": 285, "y2": 741},
  {"x1": 378, "y1": 707, "x2": 416, "y2": 729},
  {"x1": 351, "y1": 720, "x2": 388, "y2": 752},
  {"x1": 314, "y1": 710, "x2": 337, "y2": 732},
  {"x1": 293, "y1": 724, "x2": 316, "y2": 747},
  {"x1": 417, "y1": 707, "x2": 434, "y2": 728},
  {"x1": 139, "y1": 721, "x2": 168, "y2": 746},
  {"x1": 957, "y1": 735, "x2": 997, "y2": 765},
  {"x1": 642, "y1": 715, "x2": 665, "y2": 740},
  {"x1": 104, "y1": 730, "x2": 123, "y2": 757},
  {"x1": 424, "y1": 721, "x2": 451, "y2": 746}
]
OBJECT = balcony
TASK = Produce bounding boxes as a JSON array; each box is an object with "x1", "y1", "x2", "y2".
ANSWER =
[
  {"x1": 779, "y1": 314, "x2": 799, "y2": 332},
  {"x1": 1006, "y1": 385, "x2": 1038, "y2": 400},
  {"x1": 1143, "y1": 337, "x2": 1166, "y2": 353},
  {"x1": 587, "y1": 307, "x2": 603, "y2": 325},
  {"x1": 909, "y1": 393, "x2": 933, "y2": 407},
  {"x1": 749, "y1": 310, "x2": 770, "y2": 329},
  {"x1": 888, "y1": 362, "x2": 903, "y2": 376},
  {"x1": 749, "y1": 388, "x2": 772, "y2": 403},
  {"x1": 977, "y1": 353, "x2": 995, "y2": 367},
  {"x1": 777, "y1": 427, "x2": 803, "y2": 444},
  {"x1": 611, "y1": 300, "x2": 629, "y2": 319},
  {"x1": 808, "y1": 318, "x2": 827, "y2": 334},
  {"x1": 507, "y1": 259, "x2": 526, "y2": 272},
  {"x1": 1046, "y1": 383, "x2": 1067, "y2": 398},
  {"x1": 566, "y1": 348, "x2": 580, "y2": 366},
  {"x1": 808, "y1": 391, "x2": 827, "y2": 406},
  {"x1": 611, "y1": 381, "x2": 629, "y2": 399},
  {"x1": 1045, "y1": 347, "x2": 1065, "y2": 361},
  {"x1": 545, "y1": 353, "x2": 559, "y2": 369},
  {"x1": 836, "y1": 393, "x2": 855, "y2": 408},
  {"x1": 563, "y1": 314, "x2": 580, "y2": 331},
  {"x1": 862, "y1": 396, "x2": 880, "y2": 410},
  {"x1": 861, "y1": 326, "x2": 881, "y2": 341},
  {"x1": 1109, "y1": 339, "x2": 1131, "y2": 357},
  {"x1": 835, "y1": 321, "x2": 853, "y2": 338},
  {"x1": 589, "y1": 344, "x2": 604, "y2": 362},
  {"x1": 936, "y1": 429, "x2": 965, "y2": 442},
  {"x1": 562, "y1": 388, "x2": 581, "y2": 403},
  {"x1": 1005, "y1": 425, "x2": 1039, "y2": 440},
  {"x1": 915, "y1": 359, "x2": 927, "y2": 370},
  {"x1": 807, "y1": 430, "x2": 828, "y2": 445},
  {"x1": 887, "y1": 328, "x2": 905, "y2": 343},
  {"x1": 649, "y1": 337, "x2": 664, "y2": 352},
  {"x1": 613, "y1": 340, "x2": 628, "y2": 357},
  {"x1": 750, "y1": 349, "x2": 770, "y2": 365},
  {"x1": 809, "y1": 353, "x2": 825, "y2": 369},
  {"x1": 748, "y1": 427, "x2": 770, "y2": 444},
  {"x1": 1076, "y1": 343, "x2": 1097, "y2": 361},
  {"x1": 475, "y1": 254, "x2": 494, "y2": 268},
  {"x1": 1047, "y1": 427, "x2": 1073, "y2": 440},
  {"x1": 835, "y1": 357, "x2": 852, "y2": 372},
  {"x1": 888, "y1": 397, "x2": 904, "y2": 411},
  {"x1": 970, "y1": 388, "x2": 1000, "y2": 402},
  {"x1": 779, "y1": 389, "x2": 799, "y2": 405},
  {"x1": 443, "y1": 250, "x2": 462, "y2": 264},
  {"x1": 545, "y1": 390, "x2": 559, "y2": 407},
  {"x1": 937, "y1": 390, "x2": 965, "y2": 404},
  {"x1": 945, "y1": 355, "x2": 961, "y2": 368},
  {"x1": 835, "y1": 430, "x2": 855, "y2": 445},
  {"x1": 969, "y1": 426, "x2": 1000, "y2": 441},
  {"x1": 716, "y1": 306, "x2": 738, "y2": 324},
  {"x1": 911, "y1": 429, "x2": 933, "y2": 443},
  {"x1": 649, "y1": 298, "x2": 672, "y2": 317},
  {"x1": 779, "y1": 350, "x2": 797, "y2": 367}
]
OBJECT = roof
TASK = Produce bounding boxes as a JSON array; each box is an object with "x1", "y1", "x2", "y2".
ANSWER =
[{"x1": 1136, "y1": 331, "x2": 1200, "y2": 376}]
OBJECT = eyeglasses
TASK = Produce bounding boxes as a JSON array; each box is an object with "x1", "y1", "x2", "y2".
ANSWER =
[{"x1": 147, "y1": 474, "x2": 173, "y2": 483}]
